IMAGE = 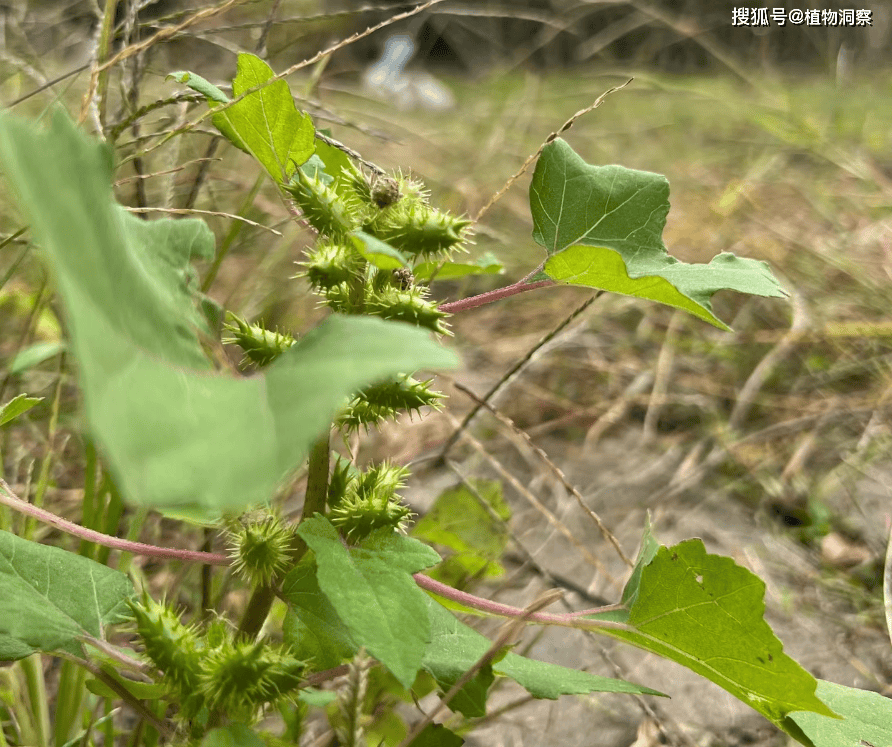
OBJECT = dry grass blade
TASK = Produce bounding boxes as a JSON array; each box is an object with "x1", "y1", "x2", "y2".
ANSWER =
[
  {"x1": 885, "y1": 520, "x2": 892, "y2": 650},
  {"x1": 449, "y1": 378, "x2": 633, "y2": 568},
  {"x1": 123, "y1": 207, "x2": 283, "y2": 235},
  {"x1": 80, "y1": 0, "x2": 245, "y2": 124}
]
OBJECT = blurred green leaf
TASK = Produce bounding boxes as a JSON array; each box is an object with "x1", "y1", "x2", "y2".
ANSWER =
[
  {"x1": 414, "y1": 252, "x2": 504, "y2": 282},
  {"x1": 9, "y1": 341, "x2": 64, "y2": 374},
  {"x1": 788, "y1": 679, "x2": 891, "y2": 747},
  {"x1": 0, "y1": 109, "x2": 458, "y2": 515},
  {"x1": 411, "y1": 480, "x2": 509, "y2": 586}
]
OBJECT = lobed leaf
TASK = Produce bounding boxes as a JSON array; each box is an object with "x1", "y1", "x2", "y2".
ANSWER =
[
  {"x1": 530, "y1": 138, "x2": 788, "y2": 330},
  {"x1": 588, "y1": 535, "x2": 839, "y2": 732}
]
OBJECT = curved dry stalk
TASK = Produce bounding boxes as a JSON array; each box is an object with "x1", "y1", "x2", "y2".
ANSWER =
[{"x1": 441, "y1": 410, "x2": 621, "y2": 585}]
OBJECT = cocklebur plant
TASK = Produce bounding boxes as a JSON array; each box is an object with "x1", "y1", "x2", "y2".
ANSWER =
[{"x1": 0, "y1": 50, "x2": 888, "y2": 747}]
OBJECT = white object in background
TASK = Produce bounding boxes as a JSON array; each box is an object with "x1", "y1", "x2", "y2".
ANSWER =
[{"x1": 362, "y1": 34, "x2": 455, "y2": 112}]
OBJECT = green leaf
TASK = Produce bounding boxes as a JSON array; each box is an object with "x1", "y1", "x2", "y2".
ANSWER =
[
  {"x1": 590, "y1": 537, "x2": 838, "y2": 732},
  {"x1": 408, "y1": 723, "x2": 464, "y2": 747},
  {"x1": 0, "y1": 393, "x2": 43, "y2": 427},
  {"x1": 421, "y1": 595, "x2": 662, "y2": 717},
  {"x1": 85, "y1": 674, "x2": 166, "y2": 700},
  {"x1": 0, "y1": 530, "x2": 134, "y2": 661},
  {"x1": 349, "y1": 230, "x2": 409, "y2": 269},
  {"x1": 413, "y1": 252, "x2": 504, "y2": 282},
  {"x1": 787, "y1": 680, "x2": 891, "y2": 747},
  {"x1": 167, "y1": 71, "x2": 230, "y2": 104},
  {"x1": 313, "y1": 133, "x2": 354, "y2": 195},
  {"x1": 529, "y1": 138, "x2": 788, "y2": 330},
  {"x1": 297, "y1": 517, "x2": 440, "y2": 688},
  {"x1": 212, "y1": 53, "x2": 315, "y2": 184},
  {"x1": 411, "y1": 480, "x2": 510, "y2": 586},
  {"x1": 282, "y1": 556, "x2": 356, "y2": 670},
  {"x1": 201, "y1": 724, "x2": 265, "y2": 747},
  {"x1": 9, "y1": 341, "x2": 65, "y2": 374},
  {"x1": 0, "y1": 109, "x2": 458, "y2": 514}
]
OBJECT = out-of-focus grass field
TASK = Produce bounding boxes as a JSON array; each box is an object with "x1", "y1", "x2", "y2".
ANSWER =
[{"x1": 0, "y1": 6, "x2": 890, "y2": 742}]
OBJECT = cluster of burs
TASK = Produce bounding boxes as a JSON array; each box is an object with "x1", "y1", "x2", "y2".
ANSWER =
[
  {"x1": 126, "y1": 162, "x2": 472, "y2": 736},
  {"x1": 286, "y1": 159, "x2": 472, "y2": 536}
]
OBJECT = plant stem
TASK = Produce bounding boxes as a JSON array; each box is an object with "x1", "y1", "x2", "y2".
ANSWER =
[
  {"x1": 94, "y1": 0, "x2": 119, "y2": 128},
  {"x1": 438, "y1": 278, "x2": 553, "y2": 314},
  {"x1": 2, "y1": 475, "x2": 627, "y2": 631},
  {"x1": 237, "y1": 432, "x2": 330, "y2": 640},
  {"x1": 0, "y1": 479, "x2": 228, "y2": 565}
]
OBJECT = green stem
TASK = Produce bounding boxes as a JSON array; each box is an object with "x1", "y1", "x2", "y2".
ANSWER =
[
  {"x1": 20, "y1": 655, "x2": 49, "y2": 747},
  {"x1": 94, "y1": 0, "x2": 119, "y2": 128},
  {"x1": 237, "y1": 432, "x2": 331, "y2": 640}
]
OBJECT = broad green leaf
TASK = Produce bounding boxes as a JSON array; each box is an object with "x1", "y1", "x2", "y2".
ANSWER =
[
  {"x1": 589, "y1": 538, "x2": 838, "y2": 731},
  {"x1": 788, "y1": 679, "x2": 892, "y2": 747},
  {"x1": 0, "y1": 109, "x2": 458, "y2": 514},
  {"x1": 9, "y1": 341, "x2": 65, "y2": 374},
  {"x1": 408, "y1": 724, "x2": 464, "y2": 747},
  {"x1": 282, "y1": 556, "x2": 356, "y2": 670},
  {"x1": 0, "y1": 530, "x2": 134, "y2": 661},
  {"x1": 166, "y1": 71, "x2": 230, "y2": 104},
  {"x1": 297, "y1": 517, "x2": 440, "y2": 688},
  {"x1": 411, "y1": 480, "x2": 510, "y2": 586},
  {"x1": 529, "y1": 138, "x2": 788, "y2": 330},
  {"x1": 413, "y1": 252, "x2": 504, "y2": 282},
  {"x1": 213, "y1": 53, "x2": 315, "y2": 184},
  {"x1": 421, "y1": 595, "x2": 663, "y2": 717},
  {"x1": 349, "y1": 230, "x2": 409, "y2": 269},
  {"x1": 0, "y1": 393, "x2": 43, "y2": 426}
]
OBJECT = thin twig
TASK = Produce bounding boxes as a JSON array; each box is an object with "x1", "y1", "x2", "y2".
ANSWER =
[
  {"x1": 436, "y1": 293, "x2": 600, "y2": 462},
  {"x1": 396, "y1": 591, "x2": 564, "y2": 747},
  {"x1": 441, "y1": 411, "x2": 619, "y2": 583},
  {"x1": 123, "y1": 207, "x2": 282, "y2": 235}
]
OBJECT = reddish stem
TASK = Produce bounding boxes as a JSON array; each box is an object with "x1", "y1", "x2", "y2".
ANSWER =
[
  {"x1": 0, "y1": 479, "x2": 229, "y2": 566},
  {"x1": 1, "y1": 479, "x2": 625, "y2": 629},
  {"x1": 438, "y1": 279, "x2": 553, "y2": 314}
]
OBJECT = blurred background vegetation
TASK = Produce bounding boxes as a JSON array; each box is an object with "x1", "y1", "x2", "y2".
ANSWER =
[{"x1": 0, "y1": 1, "x2": 890, "y2": 745}]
